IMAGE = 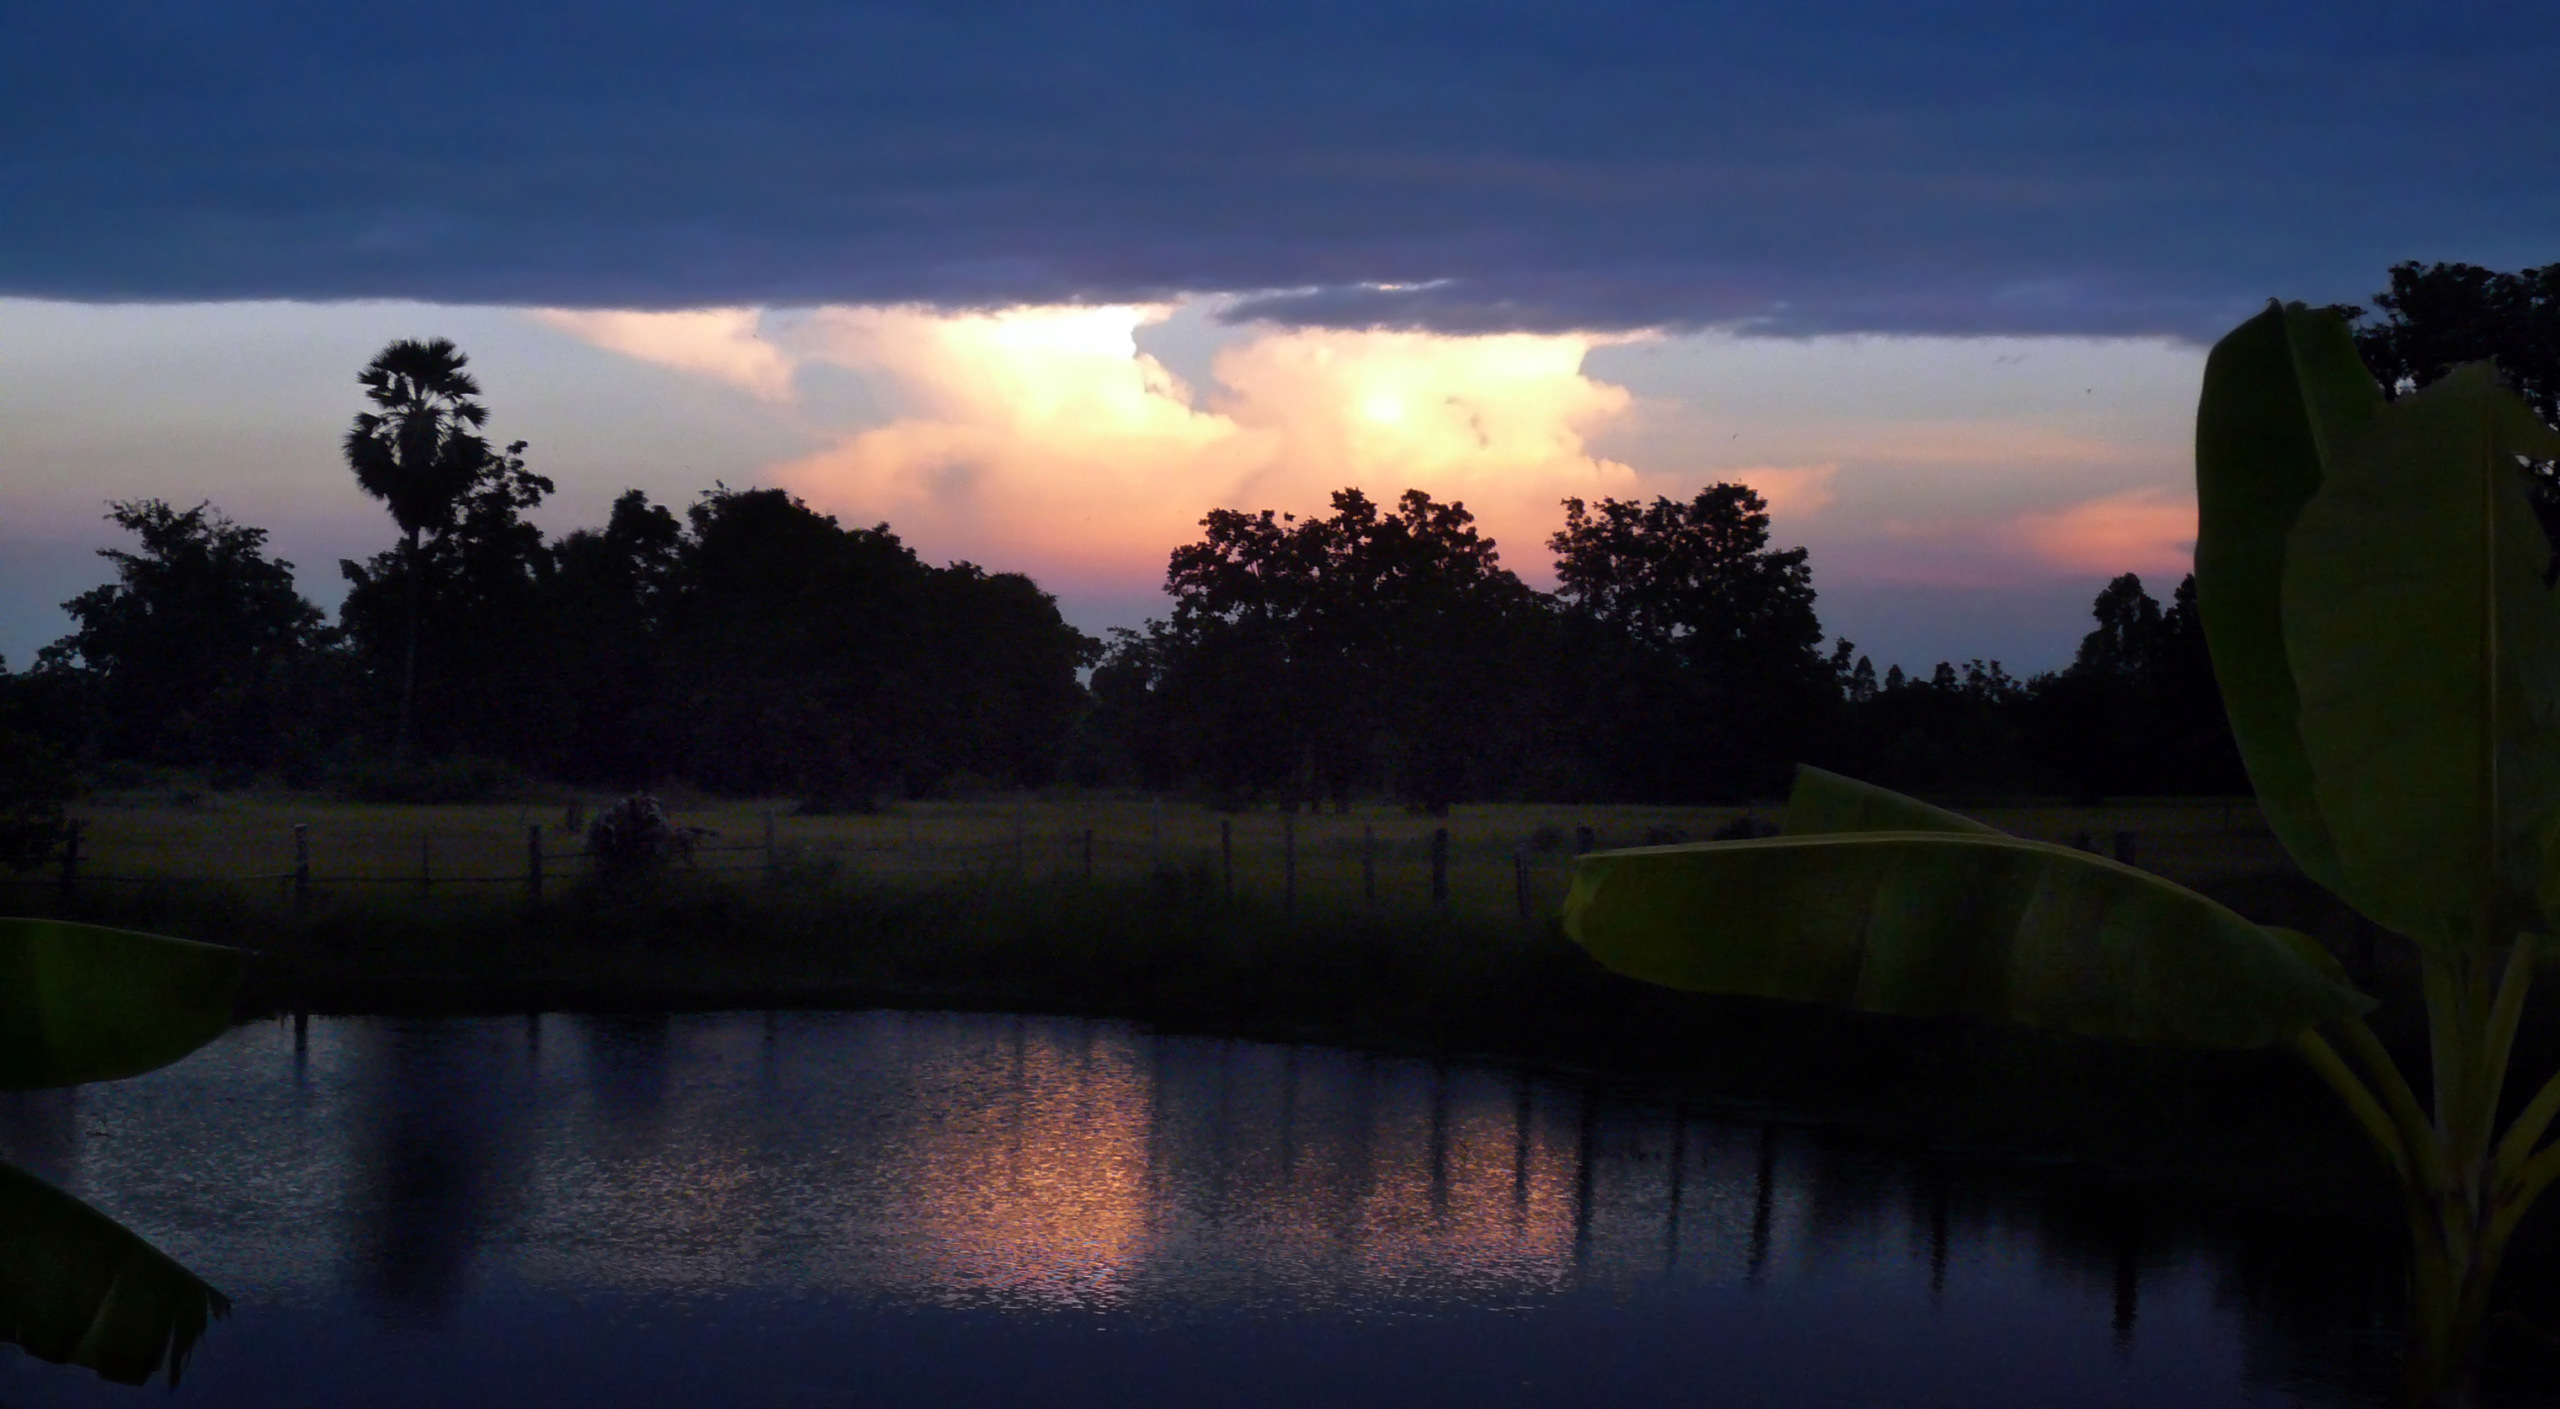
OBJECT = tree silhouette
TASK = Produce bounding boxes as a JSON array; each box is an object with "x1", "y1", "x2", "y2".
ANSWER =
[
  {"x1": 340, "y1": 339, "x2": 542, "y2": 760},
  {"x1": 38, "y1": 500, "x2": 326, "y2": 769},
  {"x1": 1155, "y1": 488, "x2": 1539, "y2": 811},
  {"x1": 1549, "y1": 486, "x2": 1829, "y2": 799}
]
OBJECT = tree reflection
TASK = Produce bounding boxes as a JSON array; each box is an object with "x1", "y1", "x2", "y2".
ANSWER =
[{"x1": 352, "y1": 1020, "x2": 533, "y2": 1319}]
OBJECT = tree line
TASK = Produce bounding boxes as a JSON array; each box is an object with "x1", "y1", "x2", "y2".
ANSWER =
[{"x1": 1, "y1": 259, "x2": 2551, "y2": 838}]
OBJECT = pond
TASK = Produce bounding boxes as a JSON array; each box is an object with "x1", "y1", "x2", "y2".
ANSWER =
[{"x1": 0, "y1": 1010, "x2": 2448, "y2": 1406}]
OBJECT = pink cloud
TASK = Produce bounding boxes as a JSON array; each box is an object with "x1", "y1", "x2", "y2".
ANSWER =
[
  {"x1": 1844, "y1": 486, "x2": 2196, "y2": 590},
  {"x1": 2012, "y1": 487, "x2": 2196, "y2": 576}
]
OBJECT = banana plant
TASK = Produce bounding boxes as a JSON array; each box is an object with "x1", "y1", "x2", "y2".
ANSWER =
[
  {"x1": 1562, "y1": 302, "x2": 2560, "y2": 1408},
  {"x1": 0, "y1": 916, "x2": 244, "y2": 1386}
]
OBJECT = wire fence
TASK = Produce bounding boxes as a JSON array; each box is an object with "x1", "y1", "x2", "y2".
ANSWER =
[
  {"x1": 1, "y1": 798, "x2": 2203, "y2": 929},
  {"x1": 0, "y1": 812, "x2": 1655, "y2": 924}
]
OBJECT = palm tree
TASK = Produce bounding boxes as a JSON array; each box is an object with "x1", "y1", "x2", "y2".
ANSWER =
[{"x1": 341, "y1": 338, "x2": 494, "y2": 761}]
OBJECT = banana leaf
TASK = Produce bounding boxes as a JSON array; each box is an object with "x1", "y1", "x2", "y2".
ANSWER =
[
  {"x1": 1782, "y1": 764, "x2": 2003, "y2": 837},
  {"x1": 2196, "y1": 305, "x2": 2560, "y2": 949},
  {"x1": 0, "y1": 919, "x2": 244, "y2": 1090},
  {"x1": 2192, "y1": 301, "x2": 2360, "y2": 901},
  {"x1": 0, "y1": 1158, "x2": 227, "y2": 1386},
  {"x1": 1562, "y1": 828, "x2": 2369, "y2": 1049},
  {"x1": 2281, "y1": 361, "x2": 2560, "y2": 949}
]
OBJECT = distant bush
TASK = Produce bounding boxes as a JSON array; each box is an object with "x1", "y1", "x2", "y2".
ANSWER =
[{"x1": 585, "y1": 794, "x2": 699, "y2": 880}]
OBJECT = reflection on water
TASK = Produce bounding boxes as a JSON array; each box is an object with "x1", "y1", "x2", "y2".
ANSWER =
[{"x1": 0, "y1": 1010, "x2": 2456, "y2": 1406}]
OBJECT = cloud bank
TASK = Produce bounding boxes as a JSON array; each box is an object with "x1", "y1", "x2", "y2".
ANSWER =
[
  {"x1": 538, "y1": 302, "x2": 1758, "y2": 586},
  {"x1": 9, "y1": 1, "x2": 2555, "y2": 337}
]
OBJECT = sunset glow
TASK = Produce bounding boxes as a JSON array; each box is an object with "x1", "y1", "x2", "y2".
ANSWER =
[
  {"x1": 0, "y1": 295, "x2": 2219, "y2": 675},
  {"x1": 532, "y1": 307, "x2": 798, "y2": 402},
  {"x1": 2014, "y1": 487, "x2": 2198, "y2": 578},
  {"x1": 539, "y1": 302, "x2": 1656, "y2": 587}
]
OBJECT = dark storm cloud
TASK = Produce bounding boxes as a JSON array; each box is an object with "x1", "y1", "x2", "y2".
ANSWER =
[{"x1": 5, "y1": 0, "x2": 2554, "y2": 337}]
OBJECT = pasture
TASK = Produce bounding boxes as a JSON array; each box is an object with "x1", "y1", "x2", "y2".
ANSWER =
[{"x1": 35, "y1": 788, "x2": 2294, "y2": 922}]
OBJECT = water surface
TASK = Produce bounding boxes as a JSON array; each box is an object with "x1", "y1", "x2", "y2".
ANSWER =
[{"x1": 0, "y1": 1011, "x2": 2422, "y2": 1406}]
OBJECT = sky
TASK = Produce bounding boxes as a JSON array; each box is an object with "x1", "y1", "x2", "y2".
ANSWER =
[{"x1": 3, "y1": 0, "x2": 2554, "y2": 675}]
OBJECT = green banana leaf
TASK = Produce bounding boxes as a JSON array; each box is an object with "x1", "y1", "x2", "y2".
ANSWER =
[
  {"x1": 0, "y1": 1158, "x2": 227, "y2": 1386},
  {"x1": 2192, "y1": 302, "x2": 2359, "y2": 902},
  {"x1": 1563, "y1": 833, "x2": 2365, "y2": 1047},
  {"x1": 2282, "y1": 360, "x2": 2560, "y2": 949},
  {"x1": 1782, "y1": 764, "x2": 2003, "y2": 837},
  {"x1": 0, "y1": 919, "x2": 244, "y2": 1090},
  {"x1": 2196, "y1": 305, "x2": 2560, "y2": 949},
  {"x1": 1565, "y1": 770, "x2": 2368, "y2": 1048}
]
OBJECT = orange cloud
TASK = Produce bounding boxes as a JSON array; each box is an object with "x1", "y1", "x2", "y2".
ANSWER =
[
  {"x1": 1854, "y1": 485, "x2": 2195, "y2": 589},
  {"x1": 1203, "y1": 325, "x2": 1645, "y2": 559},
  {"x1": 764, "y1": 306, "x2": 1649, "y2": 584},
  {"x1": 2012, "y1": 487, "x2": 2196, "y2": 576},
  {"x1": 775, "y1": 304, "x2": 1268, "y2": 576},
  {"x1": 531, "y1": 307, "x2": 798, "y2": 401}
]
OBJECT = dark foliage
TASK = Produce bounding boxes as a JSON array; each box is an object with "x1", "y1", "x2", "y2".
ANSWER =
[
  {"x1": 645, "y1": 487, "x2": 1095, "y2": 799},
  {"x1": 340, "y1": 338, "x2": 551, "y2": 759},
  {"x1": 337, "y1": 438, "x2": 553, "y2": 767},
  {"x1": 583, "y1": 794, "x2": 696, "y2": 879},
  {"x1": 33, "y1": 501, "x2": 329, "y2": 772},
  {"x1": 1815, "y1": 573, "x2": 2247, "y2": 804},
  {"x1": 1119, "y1": 488, "x2": 1545, "y2": 813},
  {"x1": 1547, "y1": 486, "x2": 1832, "y2": 800}
]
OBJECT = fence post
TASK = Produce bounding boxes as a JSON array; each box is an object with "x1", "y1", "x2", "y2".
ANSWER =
[
  {"x1": 1221, "y1": 819, "x2": 1233, "y2": 898},
  {"x1": 418, "y1": 834, "x2": 433, "y2": 895},
  {"x1": 57, "y1": 820, "x2": 82, "y2": 902},
  {"x1": 764, "y1": 811, "x2": 779, "y2": 883},
  {"x1": 1430, "y1": 827, "x2": 1449, "y2": 906},
  {"x1": 526, "y1": 824, "x2": 544, "y2": 906},
  {"x1": 1362, "y1": 826, "x2": 1376, "y2": 908},
  {"x1": 1151, "y1": 801, "x2": 1164, "y2": 877},
  {"x1": 1575, "y1": 825, "x2": 1595, "y2": 856},
  {"x1": 2112, "y1": 830, "x2": 2136, "y2": 866},
  {"x1": 1283, "y1": 813, "x2": 1296, "y2": 915},
  {"x1": 1081, "y1": 828, "x2": 1095, "y2": 883},
  {"x1": 1514, "y1": 850, "x2": 1531, "y2": 922},
  {"x1": 1014, "y1": 795, "x2": 1028, "y2": 878},
  {"x1": 293, "y1": 824, "x2": 310, "y2": 912}
]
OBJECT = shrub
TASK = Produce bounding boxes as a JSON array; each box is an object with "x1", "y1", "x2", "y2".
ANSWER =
[{"x1": 584, "y1": 794, "x2": 697, "y2": 880}]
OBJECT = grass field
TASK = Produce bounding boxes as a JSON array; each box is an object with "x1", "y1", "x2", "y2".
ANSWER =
[{"x1": 32, "y1": 788, "x2": 2297, "y2": 925}]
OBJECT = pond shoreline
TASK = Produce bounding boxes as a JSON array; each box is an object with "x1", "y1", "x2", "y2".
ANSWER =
[{"x1": 17, "y1": 863, "x2": 2506, "y2": 1243}]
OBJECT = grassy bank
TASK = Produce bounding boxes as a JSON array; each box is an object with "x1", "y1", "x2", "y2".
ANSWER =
[{"x1": 34, "y1": 789, "x2": 2296, "y2": 921}]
